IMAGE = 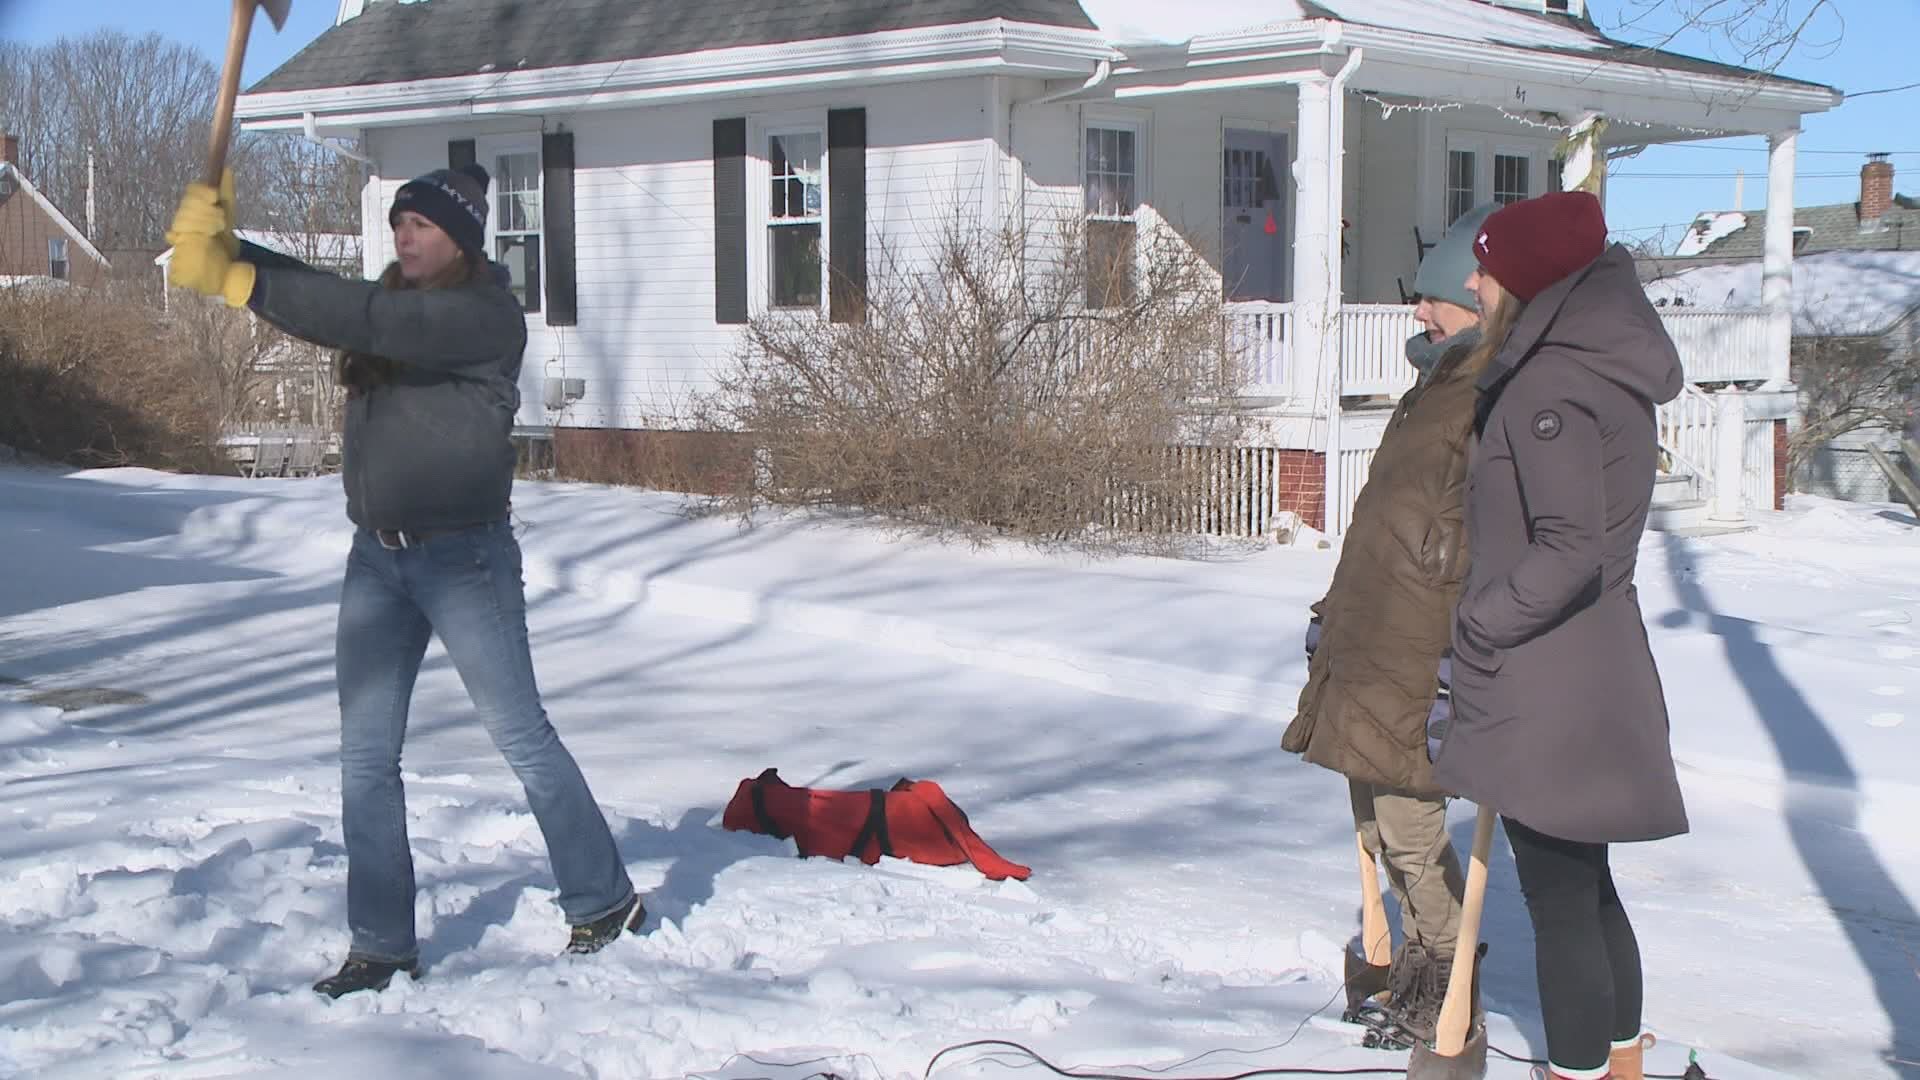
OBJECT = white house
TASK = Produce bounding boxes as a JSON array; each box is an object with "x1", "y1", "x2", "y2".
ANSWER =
[{"x1": 234, "y1": 0, "x2": 1841, "y2": 533}]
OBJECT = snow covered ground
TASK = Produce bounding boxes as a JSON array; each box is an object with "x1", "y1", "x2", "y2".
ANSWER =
[{"x1": 2, "y1": 465, "x2": 1918, "y2": 1080}]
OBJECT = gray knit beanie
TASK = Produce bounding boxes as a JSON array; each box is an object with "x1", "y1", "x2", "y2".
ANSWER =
[{"x1": 1413, "y1": 203, "x2": 1498, "y2": 310}]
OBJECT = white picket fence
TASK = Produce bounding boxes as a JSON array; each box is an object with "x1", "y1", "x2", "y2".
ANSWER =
[{"x1": 1107, "y1": 445, "x2": 1306, "y2": 539}]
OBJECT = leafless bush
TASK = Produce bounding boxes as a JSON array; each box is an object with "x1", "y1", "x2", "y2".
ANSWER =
[
  {"x1": 696, "y1": 215, "x2": 1247, "y2": 546},
  {"x1": 0, "y1": 281, "x2": 241, "y2": 471},
  {"x1": 1788, "y1": 328, "x2": 1920, "y2": 482}
]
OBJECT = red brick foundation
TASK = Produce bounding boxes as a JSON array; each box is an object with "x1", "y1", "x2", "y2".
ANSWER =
[
  {"x1": 1277, "y1": 450, "x2": 1327, "y2": 533},
  {"x1": 1773, "y1": 419, "x2": 1788, "y2": 510}
]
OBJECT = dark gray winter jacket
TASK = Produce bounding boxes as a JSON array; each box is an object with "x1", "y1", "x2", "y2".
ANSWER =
[
  {"x1": 242, "y1": 242, "x2": 526, "y2": 532},
  {"x1": 1431, "y1": 245, "x2": 1690, "y2": 844}
]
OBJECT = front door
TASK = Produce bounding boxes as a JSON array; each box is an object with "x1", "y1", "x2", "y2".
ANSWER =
[{"x1": 1222, "y1": 128, "x2": 1289, "y2": 303}]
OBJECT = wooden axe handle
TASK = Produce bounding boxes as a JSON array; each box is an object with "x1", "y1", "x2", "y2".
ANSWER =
[
  {"x1": 1357, "y1": 830, "x2": 1392, "y2": 968},
  {"x1": 1433, "y1": 804, "x2": 1496, "y2": 1056},
  {"x1": 205, "y1": 0, "x2": 260, "y2": 188}
]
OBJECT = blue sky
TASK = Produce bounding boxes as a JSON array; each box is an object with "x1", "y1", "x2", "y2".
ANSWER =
[{"x1": 0, "y1": 0, "x2": 1914, "y2": 247}]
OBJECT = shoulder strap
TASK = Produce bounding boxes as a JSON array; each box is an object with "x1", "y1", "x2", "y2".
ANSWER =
[{"x1": 846, "y1": 789, "x2": 894, "y2": 862}]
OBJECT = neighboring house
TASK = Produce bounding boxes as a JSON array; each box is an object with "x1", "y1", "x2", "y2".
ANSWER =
[
  {"x1": 1643, "y1": 153, "x2": 1920, "y2": 282},
  {"x1": 0, "y1": 134, "x2": 111, "y2": 286},
  {"x1": 233, "y1": 0, "x2": 1841, "y2": 533},
  {"x1": 1646, "y1": 250, "x2": 1920, "y2": 503}
]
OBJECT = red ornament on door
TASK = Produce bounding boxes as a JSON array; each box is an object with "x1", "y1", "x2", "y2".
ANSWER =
[{"x1": 1264, "y1": 210, "x2": 1278, "y2": 235}]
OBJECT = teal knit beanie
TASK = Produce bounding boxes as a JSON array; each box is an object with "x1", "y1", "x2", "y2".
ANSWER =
[{"x1": 1413, "y1": 203, "x2": 1497, "y2": 309}]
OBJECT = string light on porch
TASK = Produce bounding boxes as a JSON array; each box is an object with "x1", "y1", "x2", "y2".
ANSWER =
[{"x1": 1355, "y1": 91, "x2": 1461, "y2": 119}]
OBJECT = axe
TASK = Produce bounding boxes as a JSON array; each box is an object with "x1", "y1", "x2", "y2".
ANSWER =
[
  {"x1": 1406, "y1": 804, "x2": 1494, "y2": 1080},
  {"x1": 204, "y1": 0, "x2": 295, "y2": 187}
]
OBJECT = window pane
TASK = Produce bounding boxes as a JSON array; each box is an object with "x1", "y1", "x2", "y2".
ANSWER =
[
  {"x1": 1447, "y1": 150, "x2": 1476, "y2": 226},
  {"x1": 771, "y1": 222, "x2": 822, "y2": 307},
  {"x1": 1084, "y1": 125, "x2": 1139, "y2": 219},
  {"x1": 494, "y1": 152, "x2": 541, "y2": 230},
  {"x1": 1495, "y1": 154, "x2": 1529, "y2": 205},
  {"x1": 495, "y1": 234, "x2": 541, "y2": 313},
  {"x1": 769, "y1": 132, "x2": 823, "y2": 222}
]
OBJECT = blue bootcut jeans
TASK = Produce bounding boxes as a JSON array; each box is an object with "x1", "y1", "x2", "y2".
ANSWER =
[{"x1": 335, "y1": 521, "x2": 634, "y2": 962}]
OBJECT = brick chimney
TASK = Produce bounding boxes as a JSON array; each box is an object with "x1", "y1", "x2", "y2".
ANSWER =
[
  {"x1": 1, "y1": 134, "x2": 17, "y2": 168},
  {"x1": 1862, "y1": 152, "x2": 1894, "y2": 228}
]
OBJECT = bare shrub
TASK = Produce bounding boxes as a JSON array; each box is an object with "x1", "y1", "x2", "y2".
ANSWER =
[
  {"x1": 696, "y1": 215, "x2": 1247, "y2": 546},
  {"x1": 0, "y1": 281, "x2": 238, "y2": 472},
  {"x1": 1788, "y1": 328, "x2": 1920, "y2": 483},
  {"x1": 552, "y1": 428, "x2": 754, "y2": 494}
]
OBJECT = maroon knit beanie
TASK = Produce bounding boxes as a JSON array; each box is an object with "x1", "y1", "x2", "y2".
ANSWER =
[{"x1": 1470, "y1": 191, "x2": 1608, "y2": 303}]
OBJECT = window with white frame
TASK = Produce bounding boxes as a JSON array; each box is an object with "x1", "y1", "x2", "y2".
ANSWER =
[
  {"x1": 1445, "y1": 136, "x2": 1551, "y2": 222},
  {"x1": 768, "y1": 128, "x2": 825, "y2": 309},
  {"x1": 1446, "y1": 149, "x2": 1477, "y2": 227},
  {"x1": 1547, "y1": 155, "x2": 1566, "y2": 194},
  {"x1": 490, "y1": 148, "x2": 542, "y2": 313},
  {"x1": 48, "y1": 236, "x2": 68, "y2": 280},
  {"x1": 1084, "y1": 119, "x2": 1142, "y2": 308},
  {"x1": 1494, "y1": 152, "x2": 1531, "y2": 205}
]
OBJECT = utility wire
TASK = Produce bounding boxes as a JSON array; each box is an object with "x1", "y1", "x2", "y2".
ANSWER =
[{"x1": 1847, "y1": 80, "x2": 1920, "y2": 99}]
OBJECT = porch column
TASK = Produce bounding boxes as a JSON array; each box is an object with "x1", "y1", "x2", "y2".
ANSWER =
[
  {"x1": 1762, "y1": 129, "x2": 1797, "y2": 389},
  {"x1": 1292, "y1": 75, "x2": 1346, "y2": 529}
]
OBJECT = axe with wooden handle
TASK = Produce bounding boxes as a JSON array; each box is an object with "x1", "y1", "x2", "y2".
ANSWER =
[
  {"x1": 204, "y1": 0, "x2": 295, "y2": 187},
  {"x1": 1358, "y1": 830, "x2": 1393, "y2": 970},
  {"x1": 1406, "y1": 803, "x2": 1494, "y2": 1080}
]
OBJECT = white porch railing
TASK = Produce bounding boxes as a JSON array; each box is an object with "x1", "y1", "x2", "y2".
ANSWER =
[
  {"x1": 1656, "y1": 382, "x2": 1719, "y2": 492},
  {"x1": 1210, "y1": 303, "x2": 1776, "y2": 536},
  {"x1": 1224, "y1": 301, "x2": 1292, "y2": 393},
  {"x1": 1338, "y1": 305, "x2": 1425, "y2": 397},
  {"x1": 1655, "y1": 308, "x2": 1771, "y2": 385}
]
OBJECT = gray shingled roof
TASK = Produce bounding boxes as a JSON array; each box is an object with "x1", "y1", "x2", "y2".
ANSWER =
[
  {"x1": 250, "y1": 0, "x2": 1100, "y2": 94},
  {"x1": 1699, "y1": 197, "x2": 1920, "y2": 258}
]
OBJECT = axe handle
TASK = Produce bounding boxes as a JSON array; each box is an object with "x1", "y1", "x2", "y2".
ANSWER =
[
  {"x1": 1357, "y1": 831, "x2": 1392, "y2": 968},
  {"x1": 205, "y1": 0, "x2": 259, "y2": 188},
  {"x1": 1433, "y1": 804, "x2": 1495, "y2": 1056}
]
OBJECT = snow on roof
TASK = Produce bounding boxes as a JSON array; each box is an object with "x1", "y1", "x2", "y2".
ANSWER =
[
  {"x1": 153, "y1": 229, "x2": 360, "y2": 268},
  {"x1": 0, "y1": 274, "x2": 75, "y2": 292},
  {"x1": 236, "y1": 229, "x2": 361, "y2": 265},
  {"x1": 1673, "y1": 212, "x2": 1749, "y2": 257},
  {"x1": 1644, "y1": 250, "x2": 1920, "y2": 337},
  {"x1": 1081, "y1": 0, "x2": 1606, "y2": 50}
]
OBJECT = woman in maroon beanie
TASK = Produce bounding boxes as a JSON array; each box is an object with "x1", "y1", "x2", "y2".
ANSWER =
[{"x1": 1430, "y1": 191, "x2": 1689, "y2": 1080}]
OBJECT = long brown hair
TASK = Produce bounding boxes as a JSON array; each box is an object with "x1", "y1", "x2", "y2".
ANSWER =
[
  {"x1": 1463, "y1": 280, "x2": 1526, "y2": 378},
  {"x1": 335, "y1": 251, "x2": 489, "y2": 393}
]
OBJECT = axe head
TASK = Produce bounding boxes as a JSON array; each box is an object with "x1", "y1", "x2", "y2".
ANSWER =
[{"x1": 258, "y1": 0, "x2": 294, "y2": 31}]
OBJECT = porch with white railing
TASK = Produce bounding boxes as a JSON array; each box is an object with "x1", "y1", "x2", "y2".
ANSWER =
[
  {"x1": 1221, "y1": 302, "x2": 1776, "y2": 534},
  {"x1": 1226, "y1": 303, "x2": 1775, "y2": 403}
]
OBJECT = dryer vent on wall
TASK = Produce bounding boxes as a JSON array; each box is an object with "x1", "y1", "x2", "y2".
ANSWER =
[{"x1": 544, "y1": 377, "x2": 585, "y2": 410}]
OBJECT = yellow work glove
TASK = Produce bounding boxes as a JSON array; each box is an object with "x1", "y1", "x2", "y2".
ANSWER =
[
  {"x1": 167, "y1": 232, "x2": 256, "y2": 308},
  {"x1": 166, "y1": 170, "x2": 240, "y2": 258}
]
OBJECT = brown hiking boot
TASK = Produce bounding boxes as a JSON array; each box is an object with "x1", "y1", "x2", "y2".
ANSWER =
[
  {"x1": 564, "y1": 895, "x2": 645, "y2": 955},
  {"x1": 313, "y1": 955, "x2": 420, "y2": 999}
]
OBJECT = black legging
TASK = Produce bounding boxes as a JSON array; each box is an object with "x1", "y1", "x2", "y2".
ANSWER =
[{"x1": 1503, "y1": 817, "x2": 1643, "y2": 1074}]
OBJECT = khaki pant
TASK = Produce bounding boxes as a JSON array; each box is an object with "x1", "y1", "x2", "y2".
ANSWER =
[{"x1": 1350, "y1": 779, "x2": 1465, "y2": 959}]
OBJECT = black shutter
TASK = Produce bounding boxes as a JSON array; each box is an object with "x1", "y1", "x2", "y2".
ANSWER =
[
  {"x1": 542, "y1": 131, "x2": 578, "y2": 326},
  {"x1": 827, "y1": 107, "x2": 867, "y2": 324},
  {"x1": 448, "y1": 139, "x2": 476, "y2": 170},
  {"x1": 713, "y1": 118, "x2": 748, "y2": 325}
]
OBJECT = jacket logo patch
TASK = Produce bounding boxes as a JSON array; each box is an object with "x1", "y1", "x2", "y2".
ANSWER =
[{"x1": 1533, "y1": 410, "x2": 1563, "y2": 440}]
